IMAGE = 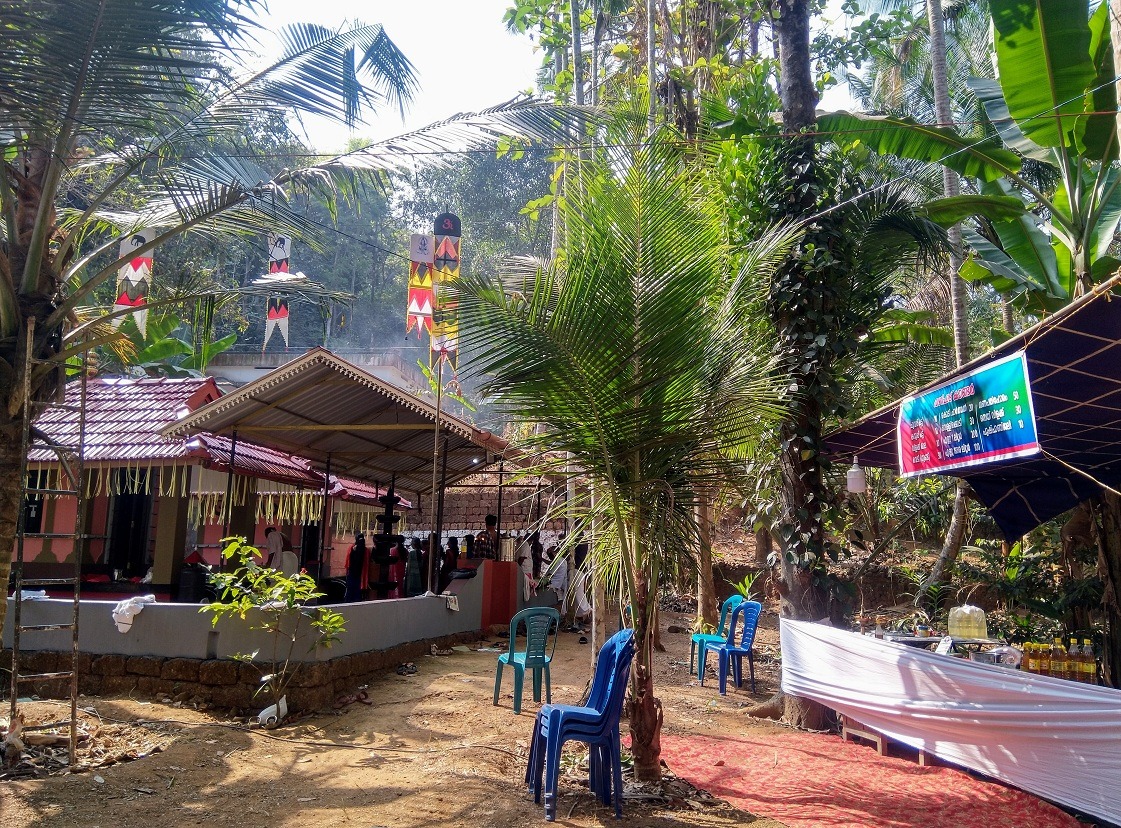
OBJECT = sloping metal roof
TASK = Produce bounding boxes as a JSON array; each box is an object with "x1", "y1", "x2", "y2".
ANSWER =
[
  {"x1": 31, "y1": 376, "x2": 220, "y2": 463},
  {"x1": 163, "y1": 348, "x2": 510, "y2": 498},
  {"x1": 825, "y1": 278, "x2": 1121, "y2": 539}
]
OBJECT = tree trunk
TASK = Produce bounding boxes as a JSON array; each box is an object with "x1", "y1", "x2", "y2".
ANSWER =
[
  {"x1": 1112, "y1": 0, "x2": 1121, "y2": 204},
  {"x1": 771, "y1": 0, "x2": 828, "y2": 730},
  {"x1": 570, "y1": 0, "x2": 584, "y2": 106},
  {"x1": 1001, "y1": 296, "x2": 1015, "y2": 335},
  {"x1": 753, "y1": 527, "x2": 771, "y2": 568},
  {"x1": 1094, "y1": 492, "x2": 1121, "y2": 688},
  {"x1": 918, "y1": 0, "x2": 971, "y2": 601},
  {"x1": 915, "y1": 480, "x2": 968, "y2": 609},
  {"x1": 696, "y1": 490, "x2": 718, "y2": 629},
  {"x1": 627, "y1": 574, "x2": 663, "y2": 781},
  {"x1": 0, "y1": 418, "x2": 23, "y2": 639}
]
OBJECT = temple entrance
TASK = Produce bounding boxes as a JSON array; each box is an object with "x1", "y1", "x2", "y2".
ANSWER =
[{"x1": 107, "y1": 470, "x2": 153, "y2": 577}]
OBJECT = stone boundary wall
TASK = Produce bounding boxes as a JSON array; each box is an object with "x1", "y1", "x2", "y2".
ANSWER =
[{"x1": 1, "y1": 629, "x2": 483, "y2": 713}]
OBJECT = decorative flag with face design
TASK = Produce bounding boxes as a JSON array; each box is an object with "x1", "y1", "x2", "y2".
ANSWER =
[
  {"x1": 431, "y1": 213, "x2": 461, "y2": 367},
  {"x1": 113, "y1": 230, "x2": 154, "y2": 338},
  {"x1": 263, "y1": 234, "x2": 293, "y2": 349},
  {"x1": 268, "y1": 233, "x2": 291, "y2": 273},
  {"x1": 407, "y1": 233, "x2": 435, "y2": 335}
]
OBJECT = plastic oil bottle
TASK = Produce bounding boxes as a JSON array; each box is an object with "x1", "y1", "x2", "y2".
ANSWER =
[
  {"x1": 1050, "y1": 637, "x2": 1068, "y2": 680},
  {"x1": 1068, "y1": 638, "x2": 1084, "y2": 683},
  {"x1": 1025, "y1": 643, "x2": 1039, "y2": 674},
  {"x1": 1081, "y1": 639, "x2": 1098, "y2": 685},
  {"x1": 1037, "y1": 641, "x2": 1051, "y2": 677}
]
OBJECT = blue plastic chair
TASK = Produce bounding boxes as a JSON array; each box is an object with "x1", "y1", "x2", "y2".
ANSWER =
[
  {"x1": 699, "y1": 600, "x2": 761, "y2": 694},
  {"x1": 690, "y1": 594, "x2": 745, "y2": 678},
  {"x1": 525, "y1": 628, "x2": 635, "y2": 821},
  {"x1": 494, "y1": 606, "x2": 560, "y2": 714}
]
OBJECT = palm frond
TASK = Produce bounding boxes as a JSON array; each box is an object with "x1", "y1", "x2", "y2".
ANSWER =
[{"x1": 328, "y1": 97, "x2": 600, "y2": 175}]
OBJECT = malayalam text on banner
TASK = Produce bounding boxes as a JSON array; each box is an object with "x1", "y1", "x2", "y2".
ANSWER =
[{"x1": 897, "y1": 351, "x2": 1040, "y2": 477}]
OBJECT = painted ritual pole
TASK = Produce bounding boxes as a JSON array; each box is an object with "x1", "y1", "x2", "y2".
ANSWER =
[
  {"x1": 426, "y1": 362, "x2": 443, "y2": 593},
  {"x1": 426, "y1": 211, "x2": 461, "y2": 592},
  {"x1": 320, "y1": 454, "x2": 332, "y2": 583},
  {"x1": 220, "y1": 431, "x2": 239, "y2": 572},
  {"x1": 496, "y1": 460, "x2": 505, "y2": 546}
]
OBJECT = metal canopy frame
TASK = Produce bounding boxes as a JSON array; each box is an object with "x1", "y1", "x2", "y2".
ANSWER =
[
  {"x1": 163, "y1": 348, "x2": 510, "y2": 502},
  {"x1": 825, "y1": 277, "x2": 1121, "y2": 539}
]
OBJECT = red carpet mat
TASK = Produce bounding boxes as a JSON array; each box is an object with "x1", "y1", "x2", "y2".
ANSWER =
[{"x1": 660, "y1": 730, "x2": 1081, "y2": 828}]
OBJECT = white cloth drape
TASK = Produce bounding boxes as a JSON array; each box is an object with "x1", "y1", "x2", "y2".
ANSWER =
[
  {"x1": 111, "y1": 594, "x2": 157, "y2": 633},
  {"x1": 780, "y1": 619, "x2": 1121, "y2": 826}
]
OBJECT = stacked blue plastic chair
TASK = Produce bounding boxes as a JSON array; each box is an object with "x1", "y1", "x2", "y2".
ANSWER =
[
  {"x1": 525, "y1": 628, "x2": 635, "y2": 821},
  {"x1": 494, "y1": 606, "x2": 561, "y2": 714},
  {"x1": 689, "y1": 594, "x2": 744, "y2": 678},
  {"x1": 699, "y1": 600, "x2": 761, "y2": 694}
]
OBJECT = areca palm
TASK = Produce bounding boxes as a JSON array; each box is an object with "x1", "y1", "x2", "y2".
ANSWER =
[{"x1": 457, "y1": 123, "x2": 795, "y2": 780}]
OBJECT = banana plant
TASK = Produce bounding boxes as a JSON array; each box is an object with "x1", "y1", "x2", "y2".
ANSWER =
[{"x1": 819, "y1": 0, "x2": 1121, "y2": 314}]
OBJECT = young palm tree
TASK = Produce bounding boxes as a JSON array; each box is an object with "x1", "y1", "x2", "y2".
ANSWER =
[{"x1": 457, "y1": 117, "x2": 796, "y2": 780}]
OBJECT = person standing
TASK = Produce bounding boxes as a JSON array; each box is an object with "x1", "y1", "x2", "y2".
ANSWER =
[
  {"x1": 265, "y1": 527, "x2": 299, "y2": 576},
  {"x1": 474, "y1": 514, "x2": 499, "y2": 560},
  {"x1": 344, "y1": 532, "x2": 368, "y2": 602}
]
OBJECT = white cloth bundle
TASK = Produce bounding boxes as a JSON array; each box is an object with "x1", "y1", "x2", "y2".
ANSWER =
[{"x1": 111, "y1": 594, "x2": 157, "y2": 633}]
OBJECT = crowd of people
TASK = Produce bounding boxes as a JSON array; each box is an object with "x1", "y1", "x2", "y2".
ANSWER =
[{"x1": 264, "y1": 514, "x2": 592, "y2": 623}]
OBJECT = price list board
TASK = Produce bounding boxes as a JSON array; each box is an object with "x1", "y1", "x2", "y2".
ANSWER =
[{"x1": 897, "y1": 351, "x2": 1040, "y2": 477}]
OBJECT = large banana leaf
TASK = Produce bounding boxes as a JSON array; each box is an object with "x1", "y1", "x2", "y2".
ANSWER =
[
  {"x1": 1087, "y1": 168, "x2": 1121, "y2": 261},
  {"x1": 960, "y1": 227, "x2": 1069, "y2": 313},
  {"x1": 1081, "y1": 0, "x2": 1118, "y2": 161},
  {"x1": 990, "y1": 0, "x2": 1095, "y2": 151},
  {"x1": 966, "y1": 78, "x2": 1052, "y2": 163},
  {"x1": 922, "y1": 194, "x2": 1027, "y2": 226},
  {"x1": 817, "y1": 112, "x2": 1022, "y2": 183},
  {"x1": 866, "y1": 308, "x2": 953, "y2": 347}
]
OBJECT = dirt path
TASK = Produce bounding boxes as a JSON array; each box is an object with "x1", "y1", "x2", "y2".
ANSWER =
[{"x1": 4, "y1": 610, "x2": 787, "y2": 827}]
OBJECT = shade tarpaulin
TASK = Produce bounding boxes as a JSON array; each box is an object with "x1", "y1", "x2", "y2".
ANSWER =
[
  {"x1": 825, "y1": 282, "x2": 1121, "y2": 538},
  {"x1": 780, "y1": 619, "x2": 1121, "y2": 826}
]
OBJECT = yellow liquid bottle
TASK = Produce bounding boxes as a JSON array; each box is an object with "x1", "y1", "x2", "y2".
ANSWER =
[
  {"x1": 1037, "y1": 641, "x2": 1050, "y2": 677},
  {"x1": 1081, "y1": 639, "x2": 1097, "y2": 685},
  {"x1": 1051, "y1": 637, "x2": 1068, "y2": 680},
  {"x1": 1068, "y1": 638, "x2": 1083, "y2": 683}
]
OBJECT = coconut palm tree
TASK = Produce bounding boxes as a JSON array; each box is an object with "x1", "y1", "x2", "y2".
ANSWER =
[{"x1": 457, "y1": 115, "x2": 797, "y2": 780}]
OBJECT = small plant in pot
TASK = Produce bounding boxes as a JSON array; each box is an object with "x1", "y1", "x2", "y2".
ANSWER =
[{"x1": 201, "y1": 536, "x2": 346, "y2": 726}]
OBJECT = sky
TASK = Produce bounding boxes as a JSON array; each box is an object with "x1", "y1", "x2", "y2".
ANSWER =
[{"x1": 252, "y1": 0, "x2": 545, "y2": 152}]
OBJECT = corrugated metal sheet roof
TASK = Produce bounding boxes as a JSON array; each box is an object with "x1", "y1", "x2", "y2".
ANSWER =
[{"x1": 164, "y1": 348, "x2": 512, "y2": 499}]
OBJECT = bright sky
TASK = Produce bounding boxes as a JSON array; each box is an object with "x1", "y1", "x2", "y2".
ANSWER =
[{"x1": 252, "y1": 0, "x2": 544, "y2": 152}]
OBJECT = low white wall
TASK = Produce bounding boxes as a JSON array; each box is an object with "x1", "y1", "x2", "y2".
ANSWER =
[{"x1": 4, "y1": 564, "x2": 485, "y2": 662}]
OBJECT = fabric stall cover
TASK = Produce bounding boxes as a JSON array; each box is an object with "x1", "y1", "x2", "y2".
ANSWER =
[{"x1": 780, "y1": 619, "x2": 1121, "y2": 825}]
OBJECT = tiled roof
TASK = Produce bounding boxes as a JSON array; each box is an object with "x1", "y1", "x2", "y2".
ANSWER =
[
  {"x1": 193, "y1": 433, "x2": 322, "y2": 488},
  {"x1": 196, "y1": 435, "x2": 411, "y2": 507},
  {"x1": 30, "y1": 377, "x2": 219, "y2": 463}
]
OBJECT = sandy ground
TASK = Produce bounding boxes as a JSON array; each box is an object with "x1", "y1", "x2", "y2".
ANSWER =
[{"x1": 3, "y1": 609, "x2": 788, "y2": 828}]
